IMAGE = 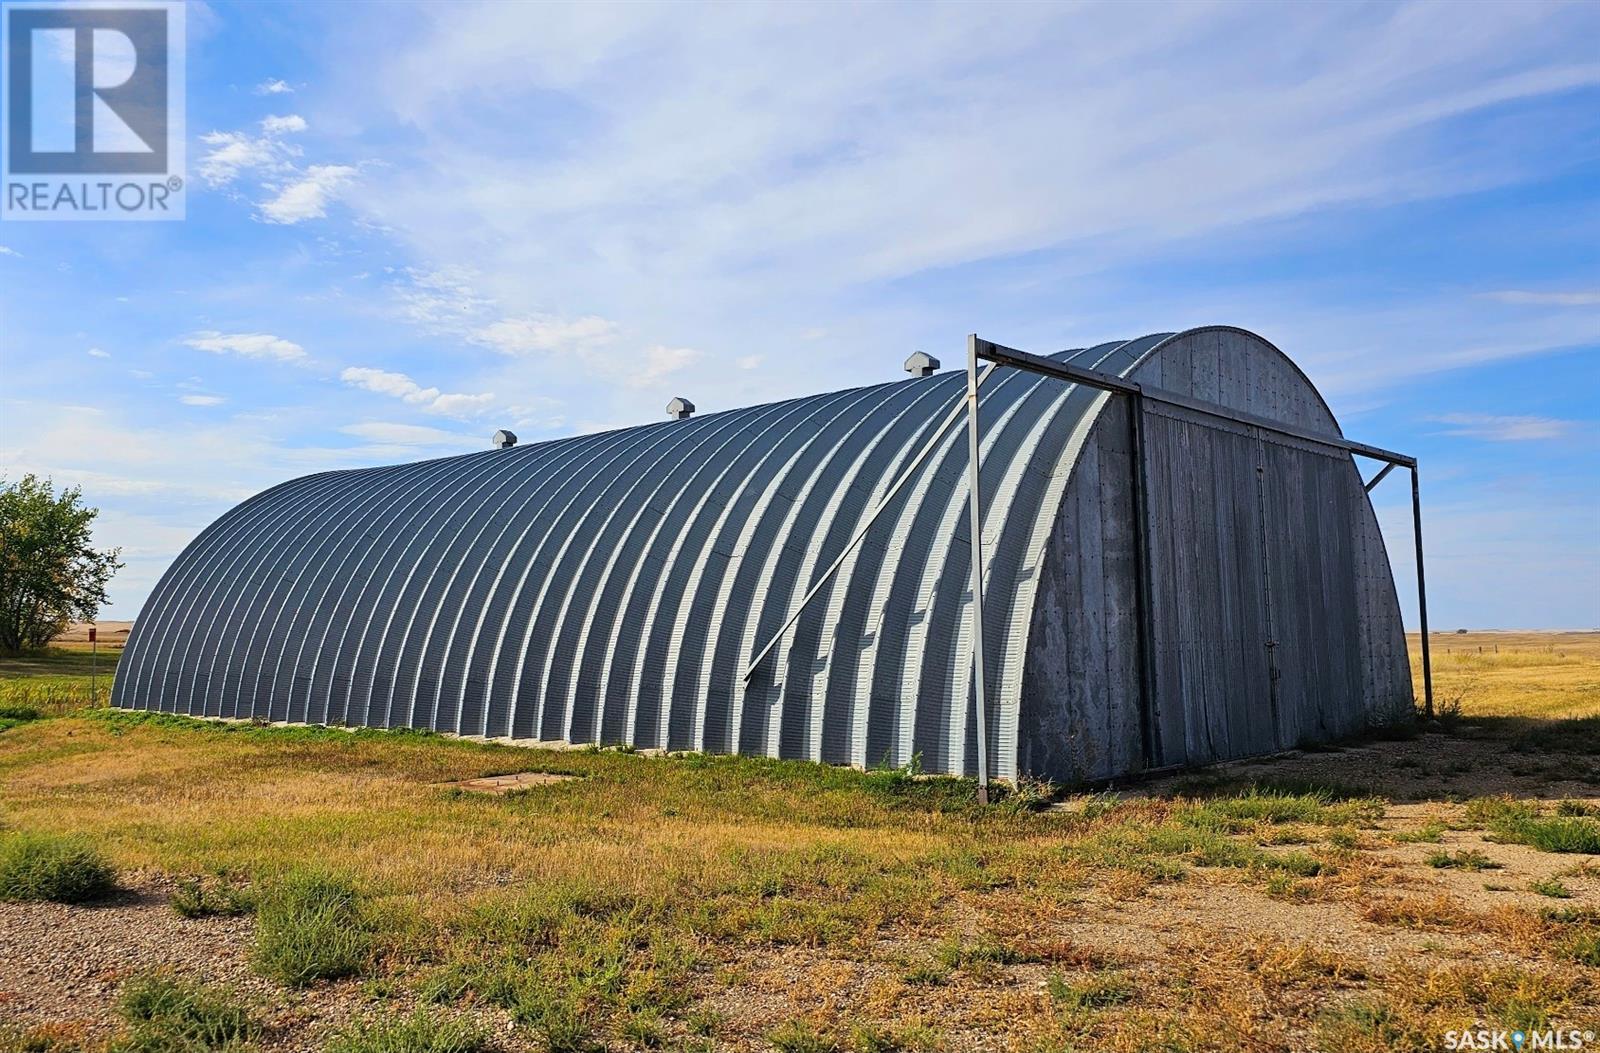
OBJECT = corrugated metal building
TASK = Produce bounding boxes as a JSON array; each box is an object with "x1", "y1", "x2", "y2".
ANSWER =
[{"x1": 112, "y1": 327, "x2": 1413, "y2": 783}]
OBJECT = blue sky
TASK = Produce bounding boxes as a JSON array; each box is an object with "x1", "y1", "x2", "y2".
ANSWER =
[{"x1": 1, "y1": 0, "x2": 1597, "y2": 627}]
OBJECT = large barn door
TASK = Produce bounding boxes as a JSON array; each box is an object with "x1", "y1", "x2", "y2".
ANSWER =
[
  {"x1": 1142, "y1": 404, "x2": 1277, "y2": 768},
  {"x1": 1256, "y1": 435, "x2": 1367, "y2": 747},
  {"x1": 1142, "y1": 403, "x2": 1366, "y2": 768}
]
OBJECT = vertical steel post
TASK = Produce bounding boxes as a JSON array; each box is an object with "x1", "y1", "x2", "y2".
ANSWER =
[
  {"x1": 1410, "y1": 466, "x2": 1434, "y2": 719},
  {"x1": 966, "y1": 334, "x2": 990, "y2": 804},
  {"x1": 1127, "y1": 392, "x2": 1158, "y2": 768}
]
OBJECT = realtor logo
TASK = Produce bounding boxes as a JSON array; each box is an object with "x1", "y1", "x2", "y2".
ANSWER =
[{"x1": 2, "y1": 0, "x2": 185, "y2": 220}]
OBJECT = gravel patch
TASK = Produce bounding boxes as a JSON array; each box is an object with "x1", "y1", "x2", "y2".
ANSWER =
[{"x1": 0, "y1": 872, "x2": 381, "y2": 1051}]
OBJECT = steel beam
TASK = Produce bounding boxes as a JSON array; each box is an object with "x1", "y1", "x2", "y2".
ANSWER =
[
  {"x1": 972, "y1": 338, "x2": 1416, "y2": 468},
  {"x1": 1411, "y1": 467, "x2": 1434, "y2": 720},
  {"x1": 966, "y1": 334, "x2": 991, "y2": 805}
]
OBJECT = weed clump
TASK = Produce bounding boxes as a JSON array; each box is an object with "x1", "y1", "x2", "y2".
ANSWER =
[
  {"x1": 1529, "y1": 877, "x2": 1572, "y2": 899},
  {"x1": 1425, "y1": 849, "x2": 1500, "y2": 872},
  {"x1": 1468, "y1": 797, "x2": 1600, "y2": 854},
  {"x1": 0, "y1": 832, "x2": 116, "y2": 904},
  {"x1": 768, "y1": 1020, "x2": 841, "y2": 1053},
  {"x1": 116, "y1": 972, "x2": 258, "y2": 1052},
  {"x1": 252, "y1": 869, "x2": 370, "y2": 986},
  {"x1": 323, "y1": 1010, "x2": 490, "y2": 1053},
  {"x1": 170, "y1": 876, "x2": 255, "y2": 919},
  {"x1": 1047, "y1": 970, "x2": 1133, "y2": 1011}
]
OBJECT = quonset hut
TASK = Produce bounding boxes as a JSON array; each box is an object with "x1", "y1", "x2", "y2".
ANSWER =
[{"x1": 113, "y1": 327, "x2": 1414, "y2": 783}]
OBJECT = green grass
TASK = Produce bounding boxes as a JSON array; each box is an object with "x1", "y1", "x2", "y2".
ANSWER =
[
  {"x1": 1046, "y1": 970, "x2": 1133, "y2": 1011},
  {"x1": 768, "y1": 1020, "x2": 841, "y2": 1053},
  {"x1": 323, "y1": 1010, "x2": 490, "y2": 1053},
  {"x1": 1530, "y1": 877, "x2": 1572, "y2": 899},
  {"x1": 116, "y1": 972, "x2": 258, "y2": 1052},
  {"x1": 170, "y1": 876, "x2": 255, "y2": 919},
  {"x1": 1425, "y1": 849, "x2": 1500, "y2": 872},
  {"x1": 251, "y1": 869, "x2": 371, "y2": 986},
  {"x1": 1467, "y1": 796, "x2": 1600, "y2": 854},
  {"x1": 0, "y1": 832, "x2": 117, "y2": 903},
  {"x1": 1556, "y1": 928, "x2": 1600, "y2": 967},
  {"x1": 1392, "y1": 821, "x2": 1447, "y2": 844}
]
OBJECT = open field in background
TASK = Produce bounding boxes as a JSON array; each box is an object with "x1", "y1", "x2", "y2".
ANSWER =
[
  {"x1": 0, "y1": 632, "x2": 1596, "y2": 1053},
  {"x1": 1414, "y1": 631, "x2": 1600, "y2": 722}
]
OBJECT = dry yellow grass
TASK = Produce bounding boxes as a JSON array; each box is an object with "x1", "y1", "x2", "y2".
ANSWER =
[{"x1": 1411, "y1": 630, "x2": 1600, "y2": 720}]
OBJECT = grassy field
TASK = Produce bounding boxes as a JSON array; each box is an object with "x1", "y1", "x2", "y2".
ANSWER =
[{"x1": 1, "y1": 633, "x2": 1597, "y2": 1053}]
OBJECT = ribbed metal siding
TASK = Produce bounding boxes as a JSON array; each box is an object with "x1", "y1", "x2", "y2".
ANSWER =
[{"x1": 116, "y1": 337, "x2": 1192, "y2": 778}]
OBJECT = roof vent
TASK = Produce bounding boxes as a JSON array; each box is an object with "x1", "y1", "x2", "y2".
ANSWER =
[
  {"x1": 904, "y1": 351, "x2": 940, "y2": 377},
  {"x1": 666, "y1": 397, "x2": 695, "y2": 420},
  {"x1": 491, "y1": 429, "x2": 518, "y2": 449}
]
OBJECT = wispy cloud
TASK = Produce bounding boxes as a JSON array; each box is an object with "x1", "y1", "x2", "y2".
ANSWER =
[
  {"x1": 259, "y1": 164, "x2": 357, "y2": 224},
  {"x1": 0, "y1": 245, "x2": 19, "y2": 258},
  {"x1": 259, "y1": 114, "x2": 308, "y2": 135},
  {"x1": 389, "y1": 267, "x2": 493, "y2": 330},
  {"x1": 184, "y1": 331, "x2": 307, "y2": 362},
  {"x1": 197, "y1": 115, "x2": 304, "y2": 186},
  {"x1": 87, "y1": 347, "x2": 110, "y2": 358},
  {"x1": 1430, "y1": 413, "x2": 1576, "y2": 441},
  {"x1": 339, "y1": 366, "x2": 493, "y2": 418},
  {"x1": 179, "y1": 394, "x2": 226, "y2": 407},
  {"x1": 340, "y1": 421, "x2": 480, "y2": 448},
  {"x1": 469, "y1": 315, "x2": 619, "y2": 355},
  {"x1": 1484, "y1": 290, "x2": 1600, "y2": 307},
  {"x1": 254, "y1": 78, "x2": 293, "y2": 95}
]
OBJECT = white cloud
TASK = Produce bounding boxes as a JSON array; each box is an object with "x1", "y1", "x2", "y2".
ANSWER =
[
  {"x1": 258, "y1": 164, "x2": 357, "y2": 224},
  {"x1": 185, "y1": 330, "x2": 307, "y2": 362},
  {"x1": 197, "y1": 113, "x2": 311, "y2": 187},
  {"x1": 469, "y1": 314, "x2": 619, "y2": 355},
  {"x1": 1430, "y1": 413, "x2": 1576, "y2": 441},
  {"x1": 390, "y1": 267, "x2": 492, "y2": 330},
  {"x1": 260, "y1": 113, "x2": 308, "y2": 135},
  {"x1": 197, "y1": 129, "x2": 295, "y2": 186},
  {"x1": 339, "y1": 366, "x2": 494, "y2": 418},
  {"x1": 429, "y1": 392, "x2": 497, "y2": 416},
  {"x1": 87, "y1": 347, "x2": 110, "y2": 358},
  {"x1": 1484, "y1": 290, "x2": 1600, "y2": 307},
  {"x1": 341, "y1": 366, "x2": 437, "y2": 403},
  {"x1": 0, "y1": 245, "x2": 19, "y2": 258},
  {"x1": 180, "y1": 394, "x2": 226, "y2": 406},
  {"x1": 254, "y1": 78, "x2": 293, "y2": 95},
  {"x1": 632, "y1": 345, "x2": 701, "y2": 388}
]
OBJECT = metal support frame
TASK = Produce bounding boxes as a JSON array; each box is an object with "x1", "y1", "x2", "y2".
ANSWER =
[
  {"x1": 966, "y1": 335, "x2": 1435, "y2": 778},
  {"x1": 1126, "y1": 391, "x2": 1158, "y2": 767},
  {"x1": 965, "y1": 335, "x2": 991, "y2": 804},
  {"x1": 1410, "y1": 467, "x2": 1434, "y2": 719},
  {"x1": 746, "y1": 331, "x2": 1434, "y2": 802},
  {"x1": 1363, "y1": 462, "x2": 1397, "y2": 493}
]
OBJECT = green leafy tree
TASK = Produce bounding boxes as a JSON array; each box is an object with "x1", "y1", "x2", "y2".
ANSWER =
[{"x1": 0, "y1": 475, "x2": 123, "y2": 655}]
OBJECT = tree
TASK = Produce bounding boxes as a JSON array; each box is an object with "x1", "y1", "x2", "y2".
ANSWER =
[{"x1": 0, "y1": 475, "x2": 123, "y2": 655}]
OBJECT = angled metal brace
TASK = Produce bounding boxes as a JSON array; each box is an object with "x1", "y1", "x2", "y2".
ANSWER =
[{"x1": 742, "y1": 360, "x2": 998, "y2": 684}]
